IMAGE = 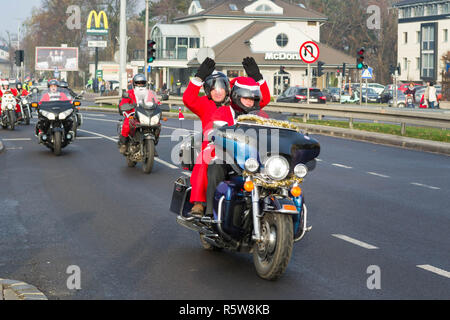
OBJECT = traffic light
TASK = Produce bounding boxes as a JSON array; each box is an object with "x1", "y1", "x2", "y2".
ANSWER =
[
  {"x1": 15, "y1": 50, "x2": 24, "y2": 67},
  {"x1": 147, "y1": 40, "x2": 156, "y2": 63},
  {"x1": 342, "y1": 63, "x2": 346, "y2": 76},
  {"x1": 356, "y1": 48, "x2": 367, "y2": 69},
  {"x1": 317, "y1": 61, "x2": 325, "y2": 77}
]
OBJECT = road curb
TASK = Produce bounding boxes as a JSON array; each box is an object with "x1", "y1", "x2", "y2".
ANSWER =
[
  {"x1": 294, "y1": 123, "x2": 450, "y2": 156},
  {"x1": 0, "y1": 279, "x2": 47, "y2": 300}
]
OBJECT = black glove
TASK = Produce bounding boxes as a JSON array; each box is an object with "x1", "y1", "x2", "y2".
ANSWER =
[
  {"x1": 242, "y1": 57, "x2": 263, "y2": 82},
  {"x1": 195, "y1": 57, "x2": 216, "y2": 81}
]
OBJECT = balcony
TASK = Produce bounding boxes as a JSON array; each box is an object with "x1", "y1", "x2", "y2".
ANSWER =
[{"x1": 156, "y1": 48, "x2": 188, "y2": 61}]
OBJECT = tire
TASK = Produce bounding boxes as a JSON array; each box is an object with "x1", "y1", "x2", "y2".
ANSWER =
[
  {"x1": 126, "y1": 157, "x2": 136, "y2": 167},
  {"x1": 72, "y1": 120, "x2": 78, "y2": 138},
  {"x1": 199, "y1": 234, "x2": 223, "y2": 251},
  {"x1": 142, "y1": 139, "x2": 155, "y2": 174},
  {"x1": 53, "y1": 131, "x2": 62, "y2": 156},
  {"x1": 25, "y1": 110, "x2": 30, "y2": 125},
  {"x1": 8, "y1": 110, "x2": 15, "y2": 130},
  {"x1": 253, "y1": 214, "x2": 293, "y2": 281}
]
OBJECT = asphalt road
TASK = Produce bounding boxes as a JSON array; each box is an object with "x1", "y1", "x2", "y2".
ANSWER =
[{"x1": 0, "y1": 109, "x2": 449, "y2": 300}]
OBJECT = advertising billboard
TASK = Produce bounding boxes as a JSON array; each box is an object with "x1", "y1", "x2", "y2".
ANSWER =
[{"x1": 35, "y1": 47, "x2": 79, "y2": 71}]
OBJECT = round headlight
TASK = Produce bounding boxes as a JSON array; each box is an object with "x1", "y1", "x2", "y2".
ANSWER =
[
  {"x1": 244, "y1": 158, "x2": 259, "y2": 173},
  {"x1": 294, "y1": 164, "x2": 308, "y2": 178},
  {"x1": 264, "y1": 156, "x2": 289, "y2": 181}
]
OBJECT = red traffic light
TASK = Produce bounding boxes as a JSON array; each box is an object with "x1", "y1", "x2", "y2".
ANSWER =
[{"x1": 357, "y1": 48, "x2": 365, "y2": 55}]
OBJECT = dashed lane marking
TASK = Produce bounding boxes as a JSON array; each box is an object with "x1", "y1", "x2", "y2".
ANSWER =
[
  {"x1": 331, "y1": 163, "x2": 353, "y2": 169},
  {"x1": 332, "y1": 234, "x2": 379, "y2": 250},
  {"x1": 367, "y1": 172, "x2": 390, "y2": 178},
  {"x1": 410, "y1": 182, "x2": 440, "y2": 190},
  {"x1": 2, "y1": 138, "x2": 32, "y2": 141},
  {"x1": 417, "y1": 265, "x2": 450, "y2": 279}
]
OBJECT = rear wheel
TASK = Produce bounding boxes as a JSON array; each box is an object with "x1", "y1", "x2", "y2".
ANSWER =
[
  {"x1": 53, "y1": 131, "x2": 62, "y2": 156},
  {"x1": 253, "y1": 214, "x2": 293, "y2": 281},
  {"x1": 142, "y1": 139, "x2": 155, "y2": 174}
]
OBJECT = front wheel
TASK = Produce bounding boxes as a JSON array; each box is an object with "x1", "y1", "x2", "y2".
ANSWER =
[
  {"x1": 142, "y1": 139, "x2": 155, "y2": 174},
  {"x1": 253, "y1": 214, "x2": 293, "y2": 281},
  {"x1": 8, "y1": 110, "x2": 15, "y2": 130},
  {"x1": 53, "y1": 131, "x2": 62, "y2": 156},
  {"x1": 25, "y1": 109, "x2": 30, "y2": 125}
]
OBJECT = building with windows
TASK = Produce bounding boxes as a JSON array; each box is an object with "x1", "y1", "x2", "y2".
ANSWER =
[
  {"x1": 149, "y1": 0, "x2": 354, "y2": 95},
  {"x1": 0, "y1": 45, "x2": 10, "y2": 78},
  {"x1": 394, "y1": 0, "x2": 450, "y2": 83}
]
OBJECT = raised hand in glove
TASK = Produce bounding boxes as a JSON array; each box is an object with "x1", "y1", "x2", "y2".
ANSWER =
[
  {"x1": 242, "y1": 57, "x2": 263, "y2": 82},
  {"x1": 195, "y1": 57, "x2": 216, "y2": 81}
]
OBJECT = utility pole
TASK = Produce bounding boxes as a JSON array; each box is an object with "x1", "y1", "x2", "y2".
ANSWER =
[
  {"x1": 119, "y1": 0, "x2": 127, "y2": 92},
  {"x1": 145, "y1": 0, "x2": 149, "y2": 82}
]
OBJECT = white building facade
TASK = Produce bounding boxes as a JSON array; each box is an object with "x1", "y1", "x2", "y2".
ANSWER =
[
  {"x1": 149, "y1": 0, "x2": 354, "y2": 95},
  {"x1": 395, "y1": 0, "x2": 450, "y2": 83}
]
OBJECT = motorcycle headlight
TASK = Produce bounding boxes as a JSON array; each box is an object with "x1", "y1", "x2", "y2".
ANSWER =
[
  {"x1": 294, "y1": 164, "x2": 308, "y2": 178},
  {"x1": 7, "y1": 104, "x2": 13, "y2": 110},
  {"x1": 59, "y1": 109, "x2": 73, "y2": 120},
  {"x1": 264, "y1": 156, "x2": 290, "y2": 181},
  {"x1": 138, "y1": 112, "x2": 150, "y2": 125},
  {"x1": 22, "y1": 99, "x2": 28, "y2": 104},
  {"x1": 245, "y1": 158, "x2": 259, "y2": 173},
  {"x1": 41, "y1": 110, "x2": 56, "y2": 120},
  {"x1": 150, "y1": 113, "x2": 161, "y2": 126}
]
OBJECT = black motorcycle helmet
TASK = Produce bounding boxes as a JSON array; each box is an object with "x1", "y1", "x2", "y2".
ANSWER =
[
  {"x1": 16, "y1": 82, "x2": 22, "y2": 90},
  {"x1": 133, "y1": 74, "x2": 147, "y2": 88},
  {"x1": 58, "y1": 80, "x2": 69, "y2": 89},
  {"x1": 230, "y1": 77, "x2": 261, "y2": 114},
  {"x1": 203, "y1": 71, "x2": 230, "y2": 106}
]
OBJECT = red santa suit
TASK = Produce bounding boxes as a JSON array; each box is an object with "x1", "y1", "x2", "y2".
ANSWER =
[
  {"x1": 39, "y1": 91, "x2": 69, "y2": 102},
  {"x1": 186, "y1": 77, "x2": 270, "y2": 204},
  {"x1": 0, "y1": 88, "x2": 19, "y2": 115},
  {"x1": 119, "y1": 88, "x2": 160, "y2": 138}
]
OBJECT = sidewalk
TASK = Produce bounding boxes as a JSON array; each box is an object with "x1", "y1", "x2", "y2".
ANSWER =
[{"x1": 0, "y1": 279, "x2": 47, "y2": 300}]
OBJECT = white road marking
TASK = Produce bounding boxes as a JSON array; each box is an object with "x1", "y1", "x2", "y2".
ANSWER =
[
  {"x1": 182, "y1": 172, "x2": 191, "y2": 177},
  {"x1": 410, "y1": 182, "x2": 440, "y2": 190},
  {"x1": 78, "y1": 129, "x2": 118, "y2": 142},
  {"x1": 76, "y1": 136, "x2": 103, "y2": 140},
  {"x1": 78, "y1": 128, "x2": 178, "y2": 170},
  {"x1": 417, "y1": 265, "x2": 450, "y2": 279},
  {"x1": 332, "y1": 163, "x2": 353, "y2": 169},
  {"x1": 2, "y1": 138, "x2": 31, "y2": 141},
  {"x1": 332, "y1": 234, "x2": 379, "y2": 249},
  {"x1": 316, "y1": 158, "x2": 323, "y2": 162},
  {"x1": 83, "y1": 117, "x2": 117, "y2": 123},
  {"x1": 6, "y1": 147, "x2": 23, "y2": 150},
  {"x1": 367, "y1": 172, "x2": 390, "y2": 178},
  {"x1": 82, "y1": 113, "x2": 105, "y2": 117}
]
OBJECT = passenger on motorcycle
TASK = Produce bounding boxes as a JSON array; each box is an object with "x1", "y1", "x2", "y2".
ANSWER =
[
  {"x1": 118, "y1": 73, "x2": 160, "y2": 154},
  {"x1": 58, "y1": 80, "x2": 78, "y2": 100},
  {"x1": 186, "y1": 57, "x2": 270, "y2": 217},
  {"x1": 204, "y1": 77, "x2": 269, "y2": 217}
]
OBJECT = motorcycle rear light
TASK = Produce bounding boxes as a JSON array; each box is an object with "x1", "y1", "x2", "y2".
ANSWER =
[
  {"x1": 319, "y1": 96, "x2": 326, "y2": 100},
  {"x1": 283, "y1": 205, "x2": 297, "y2": 211},
  {"x1": 295, "y1": 95, "x2": 306, "y2": 100}
]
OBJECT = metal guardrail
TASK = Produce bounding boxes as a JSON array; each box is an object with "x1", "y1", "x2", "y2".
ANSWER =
[{"x1": 95, "y1": 96, "x2": 450, "y2": 134}]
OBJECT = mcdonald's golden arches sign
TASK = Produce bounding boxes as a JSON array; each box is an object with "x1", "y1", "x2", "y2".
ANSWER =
[{"x1": 87, "y1": 10, "x2": 109, "y2": 35}]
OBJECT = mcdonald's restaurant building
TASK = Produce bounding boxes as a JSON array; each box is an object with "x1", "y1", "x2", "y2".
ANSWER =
[{"x1": 149, "y1": 0, "x2": 355, "y2": 96}]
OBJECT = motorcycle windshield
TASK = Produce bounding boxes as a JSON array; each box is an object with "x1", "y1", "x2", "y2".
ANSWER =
[
  {"x1": 134, "y1": 88, "x2": 160, "y2": 109},
  {"x1": 39, "y1": 100, "x2": 73, "y2": 113},
  {"x1": 213, "y1": 121, "x2": 320, "y2": 171},
  {"x1": 38, "y1": 89, "x2": 72, "y2": 103}
]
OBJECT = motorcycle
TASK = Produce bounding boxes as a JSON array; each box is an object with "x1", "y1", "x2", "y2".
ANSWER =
[
  {"x1": 0, "y1": 91, "x2": 18, "y2": 130},
  {"x1": 60, "y1": 88, "x2": 85, "y2": 137},
  {"x1": 18, "y1": 96, "x2": 32, "y2": 125},
  {"x1": 117, "y1": 91, "x2": 162, "y2": 174},
  {"x1": 170, "y1": 115, "x2": 321, "y2": 280},
  {"x1": 31, "y1": 93, "x2": 79, "y2": 156}
]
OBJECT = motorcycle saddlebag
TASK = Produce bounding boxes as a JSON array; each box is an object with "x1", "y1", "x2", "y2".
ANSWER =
[{"x1": 170, "y1": 176, "x2": 193, "y2": 217}]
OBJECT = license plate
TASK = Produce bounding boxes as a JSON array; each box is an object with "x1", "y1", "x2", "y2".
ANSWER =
[{"x1": 310, "y1": 98, "x2": 318, "y2": 102}]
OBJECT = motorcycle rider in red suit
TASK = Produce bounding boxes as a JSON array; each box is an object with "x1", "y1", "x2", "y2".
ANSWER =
[
  {"x1": 0, "y1": 80, "x2": 20, "y2": 118},
  {"x1": 184, "y1": 57, "x2": 270, "y2": 216},
  {"x1": 117, "y1": 74, "x2": 160, "y2": 154}
]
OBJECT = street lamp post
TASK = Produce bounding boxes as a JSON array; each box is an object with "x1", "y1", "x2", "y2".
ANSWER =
[
  {"x1": 119, "y1": 0, "x2": 127, "y2": 92},
  {"x1": 145, "y1": 0, "x2": 149, "y2": 83}
]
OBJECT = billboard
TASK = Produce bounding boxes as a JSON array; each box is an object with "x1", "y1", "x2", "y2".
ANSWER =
[{"x1": 35, "y1": 47, "x2": 79, "y2": 71}]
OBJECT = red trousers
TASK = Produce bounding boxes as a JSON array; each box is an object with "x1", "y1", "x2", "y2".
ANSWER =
[{"x1": 190, "y1": 143, "x2": 215, "y2": 203}]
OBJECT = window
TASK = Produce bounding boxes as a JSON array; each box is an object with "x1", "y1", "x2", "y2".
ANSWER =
[
  {"x1": 421, "y1": 23, "x2": 436, "y2": 79},
  {"x1": 444, "y1": 29, "x2": 448, "y2": 42},
  {"x1": 414, "y1": 6, "x2": 424, "y2": 17},
  {"x1": 427, "y1": 4, "x2": 438, "y2": 16},
  {"x1": 255, "y1": 4, "x2": 273, "y2": 12},
  {"x1": 276, "y1": 33, "x2": 288, "y2": 48},
  {"x1": 189, "y1": 37, "x2": 199, "y2": 48},
  {"x1": 226, "y1": 70, "x2": 244, "y2": 79},
  {"x1": 422, "y1": 53, "x2": 434, "y2": 78},
  {"x1": 402, "y1": 7, "x2": 412, "y2": 18},
  {"x1": 422, "y1": 25, "x2": 434, "y2": 50},
  {"x1": 404, "y1": 32, "x2": 408, "y2": 44},
  {"x1": 229, "y1": 4, "x2": 238, "y2": 11},
  {"x1": 442, "y1": 3, "x2": 450, "y2": 14},
  {"x1": 177, "y1": 37, "x2": 188, "y2": 60},
  {"x1": 403, "y1": 58, "x2": 408, "y2": 70}
]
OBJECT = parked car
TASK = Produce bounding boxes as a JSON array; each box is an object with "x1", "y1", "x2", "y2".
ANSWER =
[
  {"x1": 361, "y1": 87, "x2": 380, "y2": 103},
  {"x1": 276, "y1": 86, "x2": 327, "y2": 104},
  {"x1": 107, "y1": 80, "x2": 120, "y2": 91},
  {"x1": 323, "y1": 87, "x2": 340, "y2": 102},
  {"x1": 388, "y1": 90, "x2": 406, "y2": 108},
  {"x1": 367, "y1": 83, "x2": 385, "y2": 95},
  {"x1": 398, "y1": 82, "x2": 422, "y2": 92}
]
